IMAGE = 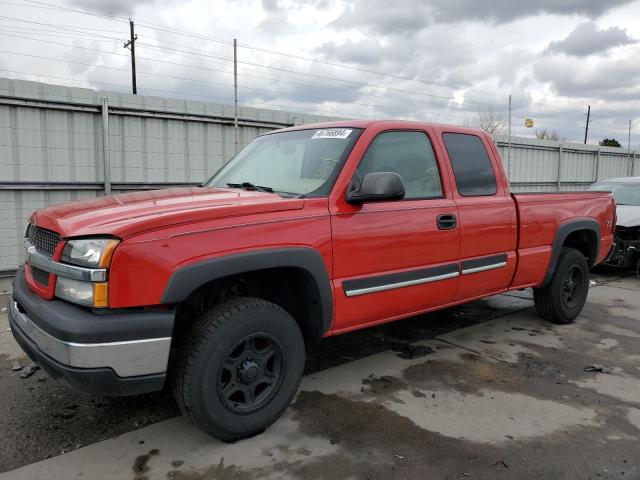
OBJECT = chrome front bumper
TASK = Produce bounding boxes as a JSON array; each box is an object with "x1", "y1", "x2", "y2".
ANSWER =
[{"x1": 9, "y1": 300, "x2": 171, "y2": 378}]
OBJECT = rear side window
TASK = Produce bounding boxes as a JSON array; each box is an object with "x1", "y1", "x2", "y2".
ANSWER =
[
  {"x1": 443, "y1": 133, "x2": 497, "y2": 196},
  {"x1": 356, "y1": 131, "x2": 443, "y2": 199}
]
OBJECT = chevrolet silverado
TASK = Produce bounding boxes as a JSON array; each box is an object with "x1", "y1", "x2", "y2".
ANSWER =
[{"x1": 10, "y1": 120, "x2": 615, "y2": 440}]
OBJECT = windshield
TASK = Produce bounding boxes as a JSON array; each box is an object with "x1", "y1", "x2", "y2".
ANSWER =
[
  {"x1": 205, "y1": 128, "x2": 362, "y2": 197},
  {"x1": 588, "y1": 182, "x2": 640, "y2": 206}
]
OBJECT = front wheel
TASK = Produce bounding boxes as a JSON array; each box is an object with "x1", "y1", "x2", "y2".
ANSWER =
[
  {"x1": 173, "y1": 297, "x2": 305, "y2": 441},
  {"x1": 533, "y1": 247, "x2": 589, "y2": 324}
]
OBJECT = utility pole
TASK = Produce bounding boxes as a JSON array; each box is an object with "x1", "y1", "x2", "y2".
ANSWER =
[
  {"x1": 628, "y1": 119, "x2": 633, "y2": 176},
  {"x1": 233, "y1": 38, "x2": 239, "y2": 153},
  {"x1": 583, "y1": 105, "x2": 590, "y2": 144},
  {"x1": 507, "y1": 94, "x2": 512, "y2": 179},
  {"x1": 123, "y1": 19, "x2": 138, "y2": 94}
]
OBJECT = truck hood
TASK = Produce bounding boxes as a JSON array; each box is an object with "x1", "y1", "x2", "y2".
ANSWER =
[
  {"x1": 30, "y1": 187, "x2": 305, "y2": 238},
  {"x1": 616, "y1": 205, "x2": 640, "y2": 228}
]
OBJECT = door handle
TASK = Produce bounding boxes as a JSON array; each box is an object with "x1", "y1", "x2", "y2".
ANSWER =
[{"x1": 437, "y1": 214, "x2": 457, "y2": 230}]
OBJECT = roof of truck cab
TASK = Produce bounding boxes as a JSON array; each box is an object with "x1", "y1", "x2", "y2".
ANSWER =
[{"x1": 267, "y1": 119, "x2": 485, "y2": 136}]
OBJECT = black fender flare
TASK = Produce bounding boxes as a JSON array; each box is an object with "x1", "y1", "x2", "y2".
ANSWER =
[
  {"x1": 540, "y1": 219, "x2": 600, "y2": 287},
  {"x1": 161, "y1": 247, "x2": 333, "y2": 335}
]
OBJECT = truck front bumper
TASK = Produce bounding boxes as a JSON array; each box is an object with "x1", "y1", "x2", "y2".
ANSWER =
[{"x1": 9, "y1": 268, "x2": 175, "y2": 396}]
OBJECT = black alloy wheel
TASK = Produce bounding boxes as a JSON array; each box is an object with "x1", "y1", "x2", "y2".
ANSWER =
[
  {"x1": 533, "y1": 247, "x2": 589, "y2": 324},
  {"x1": 173, "y1": 297, "x2": 305, "y2": 441},
  {"x1": 218, "y1": 333, "x2": 284, "y2": 414},
  {"x1": 561, "y1": 265, "x2": 585, "y2": 310}
]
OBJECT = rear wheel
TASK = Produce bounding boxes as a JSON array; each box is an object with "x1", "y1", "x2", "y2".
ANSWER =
[
  {"x1": 173, "y1": 297, "x2": 304, "y2": 441},
  {"x1": 534, "y1": 247, "x2": 589, "y2": 324}
]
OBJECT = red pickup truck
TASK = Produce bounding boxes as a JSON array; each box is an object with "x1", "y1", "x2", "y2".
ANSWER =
[{"x1": 10, "y1": 120, "x2": 614, "y2": 440}]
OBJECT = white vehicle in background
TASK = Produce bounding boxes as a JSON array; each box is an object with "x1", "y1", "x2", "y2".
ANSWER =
[{"x1": 588, "y1": 177, "x2": 640, "y2": 270}]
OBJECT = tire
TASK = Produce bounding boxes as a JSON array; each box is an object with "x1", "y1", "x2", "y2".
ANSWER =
[
  {"x1": 533, "y1": 247, "x2": 589, "y2": 324},
  {"x1": 172, "y1": 297, "x2": 305, "y2": 441}
]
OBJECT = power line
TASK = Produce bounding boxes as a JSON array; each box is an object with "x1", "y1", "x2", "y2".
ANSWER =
[
  {"x1": 0, "y1": 14, "x2": 589, "y2": 115},
  {"x1": 0, "y1": 25, "x2": 622, "y2": 124},
  {"x1": 9, "y1": 0, "x2": 470, "y2": 96},
  {"x1": 1, "y1": 8, "x2": 634, "y2": 127},
  {"x1": 136, "y1": 21, "x2": 478, "y2": 94},
  {"x1": 0, "y1": 15, "x2": 125, "y2": 41},
  {"x1": 1, "y1": 31, "x2": 620, "y2": 123},
  {"x1": 7, "y1": 0, "x2": 638, "y2": 123},
  {"x1": 19, "y1": 0, "x2": 128, "y2": 21},
  {"x1": 2, "y1": 0, "x2": 515, "y2": 102},
  {"x1": 0, "y1": 30, "x2": 507, "y2": 113},
  {"x1": 0, "y1": 46, "x2": 475, "y2": 120},
  {"x1": 0, "y1": 27, "x2": 120, "y2": 41}
]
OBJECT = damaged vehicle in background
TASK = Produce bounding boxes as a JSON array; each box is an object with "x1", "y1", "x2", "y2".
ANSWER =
[{"x1": 588, "y1": 177, "x2": 640, "y2": 271}]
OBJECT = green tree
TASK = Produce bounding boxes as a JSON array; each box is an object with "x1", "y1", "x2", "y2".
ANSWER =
[{"x1": 599, "y1": 138, "x2": 622, "y2": 147}]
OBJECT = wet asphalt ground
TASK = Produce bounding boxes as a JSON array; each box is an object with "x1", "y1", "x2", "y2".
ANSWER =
[{"x1": 0, "y1": 268, "x2": 636, "y2": 478}]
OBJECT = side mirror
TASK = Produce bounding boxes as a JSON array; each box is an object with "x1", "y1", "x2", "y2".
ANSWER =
[{"x1": 346, "y1": 172, "x2": 405, "y2": 204}]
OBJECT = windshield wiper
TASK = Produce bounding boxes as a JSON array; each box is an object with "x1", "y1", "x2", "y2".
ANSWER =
[{"x1": 227, "y1": 182, "x2": 273, "y2": 193}]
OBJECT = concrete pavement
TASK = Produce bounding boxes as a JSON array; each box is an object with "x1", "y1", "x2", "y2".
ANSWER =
[{"x1": 2, "y1": 275, "x2": 639, "y2": 479}]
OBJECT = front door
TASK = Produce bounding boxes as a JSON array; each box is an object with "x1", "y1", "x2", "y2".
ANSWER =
[{"x1": 330, "y1": 128, "x2": 461, "y2": 334}]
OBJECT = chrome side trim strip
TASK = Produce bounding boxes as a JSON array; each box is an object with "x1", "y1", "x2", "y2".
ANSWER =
[
  {"x1": 461, "y1": 261, "x2": 507, "y2": 275},
  {"x1": 24, "y1": 240, "x2": 107, "y2": 282},
  {"x1": 344, "y1": 271, "x2": 459, "y2": 297},
  {"x1": 9, "y1": 301, "x2": 170, "y2": 377}
]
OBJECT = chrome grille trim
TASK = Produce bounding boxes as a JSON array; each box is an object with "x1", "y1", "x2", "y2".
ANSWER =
[{"x1": 24, "y1": 240, "x2": 107, "y2": 282}]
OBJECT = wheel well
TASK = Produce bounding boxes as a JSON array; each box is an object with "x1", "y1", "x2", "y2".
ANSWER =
[
  {"x1": 174, "y1": 267, "x2": 325, "y2": 341},
  {"x1": 563, "y1": 229, "x2": 597, "y2": 266}
]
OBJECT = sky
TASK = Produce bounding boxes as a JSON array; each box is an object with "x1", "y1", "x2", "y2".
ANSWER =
[{"x1": 1, "y1": 0, "x2": 639, "y2": 146}]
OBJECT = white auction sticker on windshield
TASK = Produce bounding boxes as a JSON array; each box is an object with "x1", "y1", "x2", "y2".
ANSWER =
[{"x1": 311, "y1": 128, "x2": 352, "y2": 139}]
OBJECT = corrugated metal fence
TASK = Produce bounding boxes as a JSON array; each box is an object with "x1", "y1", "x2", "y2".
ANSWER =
[
  {"x1": 1, "y1": 78, "x2": 639, "y2": 274},
  {"x1": 0, "y1": 78, "x2": 336, "y2": 274},
  {"x1": 494, "y1": 134, "x2": 639, "y2": 192}
]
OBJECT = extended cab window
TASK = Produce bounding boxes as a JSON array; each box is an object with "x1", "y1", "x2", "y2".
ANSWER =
[
  {"x1": 443, "y1": 133, "x2": 497, "y2": 196},
  {"x1": 357, "y1": 131, "x2": 443, "y2": 199}
]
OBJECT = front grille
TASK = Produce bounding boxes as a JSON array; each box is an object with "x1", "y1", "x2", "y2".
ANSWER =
[
  {"x1": 27, "y1": 224, "x2": 61, "y2": 257},
  {"x1": 31, "y1": 266, "x2": 50, "y2": 286}
]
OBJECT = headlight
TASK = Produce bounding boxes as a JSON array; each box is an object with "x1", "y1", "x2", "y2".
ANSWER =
[
  {"x1": 55, "y1": 277, "x2": 109, "y2": 307},
  {"x1": 61, "y1": 238, "x2": 119, "y2": 268}
]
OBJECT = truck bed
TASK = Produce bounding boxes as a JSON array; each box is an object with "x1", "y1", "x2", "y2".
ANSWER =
[{"x1": 510, "y1": 191, "x2": 615, "y2": 288}]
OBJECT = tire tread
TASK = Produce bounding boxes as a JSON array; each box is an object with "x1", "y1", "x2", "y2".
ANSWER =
[
  {"x1": 172, "y1": 297, "x2": 296, "y2": 431},
  {"x1": 534, "y1": 247, "x2": 588, "y2": 324}
]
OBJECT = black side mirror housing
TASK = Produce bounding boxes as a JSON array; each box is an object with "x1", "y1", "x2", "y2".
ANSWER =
[{"x1": 346, "y1": 172, "x2": 405, "y2": 204}]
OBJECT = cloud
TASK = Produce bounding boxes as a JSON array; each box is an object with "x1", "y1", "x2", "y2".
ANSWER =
[
  {"x1": 67, "y1": 0, "x2": 156, "y2": 16},
  {"x1": 333, "y1": 0, "x2": 430, "y2": 34},
  {"x1": 533, "y1": 53, "x2": 640, "y2": 99},
  {"x1": 426, "y1": 0, "x2": 635, "y2": 24},
  {"x1": 545, "y1": 22, "x2": 636, "y2": 56},
  {"x1": 315, "y1": 39, "x2": 402, "y2": 66},
  {"x1": 332, "y1": 0, "x2": 636, "y2": 34}
]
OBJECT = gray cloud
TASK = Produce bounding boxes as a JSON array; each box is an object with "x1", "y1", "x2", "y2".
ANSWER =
[
  {"x1": 333, "y1": 0, "x2": 430, "y2": 34},
  {"x1": 332, "y1": 0, "x2": 635, "y2": 34},
  {"x1": 67, "y1": 0, "x2": 156, "y2": 16},
  {"x1": 533, "y1": 55, "x2": 640, "y2": 100},
  {"x1": 315, "y1": 39, "x2": 404, "y2": 66},
  {"x1": 546, "y1": 22, "x2": 636, "y2": 56},
  {"x1": 427, "y1": 0, "x2": 635, "y2": 24}
]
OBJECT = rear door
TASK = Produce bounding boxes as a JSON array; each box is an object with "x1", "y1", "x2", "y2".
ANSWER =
[
  {"x1": 330, "y1": 127, "x2": 461, "y2": 333},
  {"x1": 439, "y1": 131, "x2": 518, "y2": 300}
]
